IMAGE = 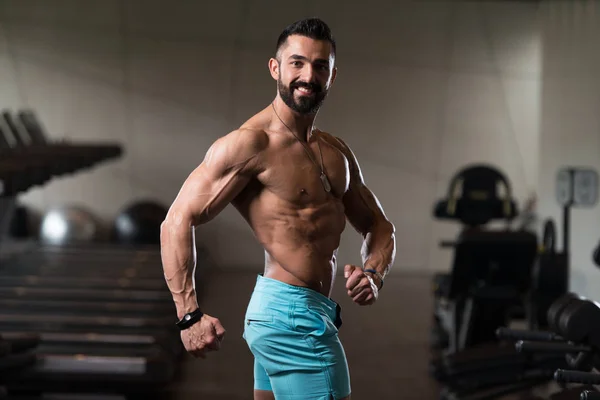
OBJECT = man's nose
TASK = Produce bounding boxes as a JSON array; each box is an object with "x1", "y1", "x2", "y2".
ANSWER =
[{"x1": 300, "y1": 64, "x2": 316, "y2": 83}]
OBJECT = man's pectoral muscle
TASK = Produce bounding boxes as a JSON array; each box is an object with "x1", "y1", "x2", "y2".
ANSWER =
[
  {"x1": 160, "y1": 129, "x2": 268, "y2": 317},
  {"x1": 333, "y1": 136, "x2": 396, "y2": 283}
]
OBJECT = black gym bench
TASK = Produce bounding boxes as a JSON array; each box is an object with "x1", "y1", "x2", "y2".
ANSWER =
[{"x1": 434, "y1": 229, "x2": 538, "y2": 353}]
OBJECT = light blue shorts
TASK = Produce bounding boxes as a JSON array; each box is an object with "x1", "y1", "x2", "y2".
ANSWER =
[{"x1": 242, "y1": 275, "x2": 351, "y2": 400}]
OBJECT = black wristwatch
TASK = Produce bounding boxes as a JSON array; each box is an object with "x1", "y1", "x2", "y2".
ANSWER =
[{"x1": 176, "y1": 308, "x2": 204, "y2": 330}]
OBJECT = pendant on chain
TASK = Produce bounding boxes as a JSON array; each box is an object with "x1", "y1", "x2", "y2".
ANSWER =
[{"x1": 320, "y1": 173, "x2": 332, "y2": 193}]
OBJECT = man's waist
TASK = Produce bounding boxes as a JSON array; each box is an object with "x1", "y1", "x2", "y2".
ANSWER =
[
  {"x1": 263, "y1": 259, "x2": 334, "y2": 295},
  {"x1": 252, "y1": 274, "x2": 338, "y2": 313},
  {"x1": 248, "y1": 276, "x2": 343, "y2": 330}
]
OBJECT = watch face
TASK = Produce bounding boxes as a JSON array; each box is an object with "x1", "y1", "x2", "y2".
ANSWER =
[{"x1": 185, "y1": 314, "x2": 191, "y2": 321}]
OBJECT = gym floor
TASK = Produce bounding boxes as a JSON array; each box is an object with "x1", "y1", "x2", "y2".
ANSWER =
[
  {"x1": 166, "y1": 269, "x2": 566, "y2": 400},
  {"x1": 167, "y1": 269, "x2": 440, "y2": 400},
  {"x1": 0, "y1": 241, "x2": 563, "y2": 400}
]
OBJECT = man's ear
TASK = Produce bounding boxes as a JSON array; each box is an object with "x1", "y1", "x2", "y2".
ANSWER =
[
  {"x1": 330, "y1": 66, "x2": 338, "y2": 87},
  {"x1": 268, "y1": 58, "x2": 279, "y2": 81}
]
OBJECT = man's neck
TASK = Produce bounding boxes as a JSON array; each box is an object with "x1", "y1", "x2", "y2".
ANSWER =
[{"x1": 272, "y1": 97, "x2": 317, "y2": 142}]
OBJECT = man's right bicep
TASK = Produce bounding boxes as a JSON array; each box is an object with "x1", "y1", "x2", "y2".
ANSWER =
[{"x1": 167, "y1": 137, "x2": 255, "y2": 227}]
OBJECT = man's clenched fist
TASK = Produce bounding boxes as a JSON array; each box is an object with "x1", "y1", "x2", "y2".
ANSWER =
[
  {"x1": 344, "y1": 265, "x2": 379, "y2": 306},
  {"x1": 180, "y1": 313, "x2": 226, "y2": 359}
]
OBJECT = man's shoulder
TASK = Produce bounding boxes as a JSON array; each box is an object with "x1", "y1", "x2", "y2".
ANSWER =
[
  {"x1": 222, "y1": 127, "x2": 270, "y2": 154},
  {"x1": 317, "y1": 130, "x2": 353, "y2": 154},
  {"x1": 227, "y1": 127, "x2": 269, "y2": 143}
]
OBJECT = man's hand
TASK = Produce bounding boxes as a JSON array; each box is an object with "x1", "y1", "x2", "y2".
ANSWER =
[
  {"x1": 344, "y1": 264, "x2": 379, "y2": 306},
  {"x1": 180, "y1": 314, "x2": 226, "y2": 359}
]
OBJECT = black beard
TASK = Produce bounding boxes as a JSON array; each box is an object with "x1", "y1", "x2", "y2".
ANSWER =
[{"x1": 278, "y1": 78, "x2": 327, "y2": 115}]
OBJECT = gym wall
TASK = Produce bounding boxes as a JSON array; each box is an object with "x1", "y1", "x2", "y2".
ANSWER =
[
  {"x1": 536, "y1": 2, "x2": 600, "y2": 300},
  {"x1": 0, "y1": 1, "x2": 541, "y2": 272}
]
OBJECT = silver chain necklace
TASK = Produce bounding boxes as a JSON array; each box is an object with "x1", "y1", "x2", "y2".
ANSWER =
[{"x1": 271, "y1": 103, "x2": 332, "y2": 193}]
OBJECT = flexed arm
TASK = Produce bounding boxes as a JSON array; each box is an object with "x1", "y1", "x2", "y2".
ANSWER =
[
  {"x1": 343, "y1": 170, "x2": 396, "y2": 285},
  {"x1": 333, "y1": 136, "x2": 396, "y2": 305},
  {"x1": 160, "y1": 129, "x2": 268, "y2": 319}
]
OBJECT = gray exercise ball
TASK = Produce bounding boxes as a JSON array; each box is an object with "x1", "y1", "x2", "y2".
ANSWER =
[{"x1": 39, "y1": 205, "x2": 100, "y2": 246}]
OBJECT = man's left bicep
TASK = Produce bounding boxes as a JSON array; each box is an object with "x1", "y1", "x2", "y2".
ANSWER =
[
  {"x1": 343, "y1": 182, "x2": 387, "y2": 235},
  {"x1": 332, "y1": 135, "x2": 386, "y2": 234}
]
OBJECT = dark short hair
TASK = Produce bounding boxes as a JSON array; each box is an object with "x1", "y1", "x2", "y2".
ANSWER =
[{"x1": 275, "y1": 17, "x2": 336, "y2": 60}]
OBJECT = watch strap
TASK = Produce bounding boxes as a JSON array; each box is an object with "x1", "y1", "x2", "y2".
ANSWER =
[{"x1": 176, "y1": 308, "x2": 204, "y2": 330}]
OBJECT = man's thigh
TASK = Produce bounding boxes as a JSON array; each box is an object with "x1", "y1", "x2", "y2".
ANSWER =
[
  {"x1": 254, "y1": 389, "x2": 275, "y2": 400},
  {"x1": 251, "y1": 353, "x2": 350, "y2": 399},
  {"x1": 245, "y1": 308, "x2": 351, "y2": 399},
  {"x1": 252, "y1": 359, "x2": 273, "y2": 400}
]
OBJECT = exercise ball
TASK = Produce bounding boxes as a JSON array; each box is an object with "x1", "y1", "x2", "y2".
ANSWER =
[
  {"x1": 113, "y1": 200, "x2": 168, "y2": 245},
  {"x1": 39, "y1": 205, "x2": 100, "y2": 246}
]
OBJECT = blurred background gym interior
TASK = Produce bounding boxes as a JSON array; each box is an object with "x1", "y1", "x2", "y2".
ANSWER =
[{"x1": 2, "y1": 1, "x2": 600, "y2": 399}]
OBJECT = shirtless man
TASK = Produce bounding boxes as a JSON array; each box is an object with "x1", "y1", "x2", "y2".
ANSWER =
[{"x1": 160, "y1": 18, "x2": 396, "y2": 400}]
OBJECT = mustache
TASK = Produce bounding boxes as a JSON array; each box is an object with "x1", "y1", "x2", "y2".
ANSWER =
[{"x1": 291, "y1": 81, "x2": 322, "y2": 93}]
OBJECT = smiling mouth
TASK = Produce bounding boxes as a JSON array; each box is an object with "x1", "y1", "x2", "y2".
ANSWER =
[{"x1": 295, "y1": 87, "x2": 315, "y2": 95}]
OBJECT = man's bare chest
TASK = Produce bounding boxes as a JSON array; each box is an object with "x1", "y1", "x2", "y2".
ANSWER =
[{"x1": 259, "y1": 139, "x2": 350, "y2": 205}]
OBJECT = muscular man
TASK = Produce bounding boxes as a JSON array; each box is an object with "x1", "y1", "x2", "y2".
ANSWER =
[{"x1": 160, "y1": 18, "x2": 396, "y2": 400}]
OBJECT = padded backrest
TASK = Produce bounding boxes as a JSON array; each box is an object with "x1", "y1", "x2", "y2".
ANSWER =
[
  {"x1": 447, "y1": 229, "x2": 538, "y2": 299},
  {"x1": 434, "y1": 164, "x2": 519, "y2": 226}
]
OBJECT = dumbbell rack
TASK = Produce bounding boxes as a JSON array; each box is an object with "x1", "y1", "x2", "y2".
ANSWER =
[
  {"x1": 0, "y1": 109, "x2": 123, "y2": 253},
  {"x1": 0, "y1": 109, "x2": 124, "y2": 397}
]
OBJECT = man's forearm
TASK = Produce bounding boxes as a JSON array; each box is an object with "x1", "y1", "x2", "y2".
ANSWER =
[
  {"x1": 361, "y1": 221, "x2": 396, "y2": 280},
  {"x1": 160, "y1": 222, "x2": 199, "y2": 319}
]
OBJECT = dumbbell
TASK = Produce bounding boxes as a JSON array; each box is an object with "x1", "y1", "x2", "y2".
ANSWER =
[
  {"x1": 2, "y1": 111, "x2": 84, "y2": 176},
  {"x1": 555, "y1": 300, "x2": 600, "y2": 372},
  {"x1": 582, "y1": 390, "x2": 600, "y2": 400},
  {"x1": 14, "y1": 110, "x2": 122, "y2": 172},
  {"x1": 495, "y1": 293, "x2": 582, "y2": 343},
  {"x1": 0, "y1": 109, "x2": 123, "y2": 198},
  {"x1": 516, "y1": 340, "x2": 596, "y2": 373},
  {"x1": 510, "y1": 303, "x2": 600, "y2": 372},
  {"x1": 547, "y1": 387, "x2": 599, "y2": 400},
  {"x1": 554, "y1": 370, "x2": 600, "y2": 387},
  {"x1": 499, "y1": 325, "x2": 594, "y2": 373},
  {"x1": 495, "y1": 294, "x2": 578, "y2": 341},
  {"x1": 497, "y1": 296, "x2": 598, "y2": 373},
  {"x1": 0, "y1": 114, "x2": 52, "y2": 193},
  {"x1": 547, "y1": 293, "x2": 582, "y2": 334},
  {"x1": 0, "y1": 158, "x2": 49, "y2": 196},
  {"x1": 556, "y1": 299, "x2": 600, "y2": 346},
  {"x1": 2, "y1": 110, "x2": 121, "y2": 180}
]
